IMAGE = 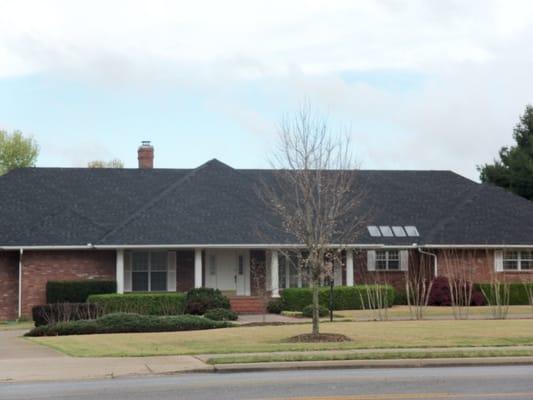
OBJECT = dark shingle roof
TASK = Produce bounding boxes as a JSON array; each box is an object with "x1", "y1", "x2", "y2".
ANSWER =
[{"x1": 1, "y1": 159, "x2": 533, "y2": 247}]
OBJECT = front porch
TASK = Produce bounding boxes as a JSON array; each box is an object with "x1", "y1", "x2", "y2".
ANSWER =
[{"x1": 114, "y1": 248, "x2": 356, "y2": 298}]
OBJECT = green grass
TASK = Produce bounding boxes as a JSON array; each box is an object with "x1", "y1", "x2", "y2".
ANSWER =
[
  {"x1": 207, "y1": 348, "x2": 533, "y2": 364},
  {"x1": 29, "y1": 319, "x2": 533, "y2": 357},
  {"x1": 337, "y1": 305, "x2": 533, "y2": 320}
]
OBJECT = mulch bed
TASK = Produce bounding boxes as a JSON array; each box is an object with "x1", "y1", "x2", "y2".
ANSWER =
[{"x1": 287, "y1": 333, "x2": 351, "y2": 342}]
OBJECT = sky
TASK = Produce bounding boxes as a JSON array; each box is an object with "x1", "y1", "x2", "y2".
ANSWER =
[{"x1": 1, "y1": 1, "x2": 533, "y2": 180}]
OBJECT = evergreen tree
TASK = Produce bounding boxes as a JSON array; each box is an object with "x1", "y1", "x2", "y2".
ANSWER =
[{"x1": 479, "y1": 105, "x2": 533, "y2": 200}]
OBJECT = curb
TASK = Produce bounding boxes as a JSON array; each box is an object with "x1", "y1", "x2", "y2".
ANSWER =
[{"x1": 212, "y1": 356, "x2": 533, "y2": 373}]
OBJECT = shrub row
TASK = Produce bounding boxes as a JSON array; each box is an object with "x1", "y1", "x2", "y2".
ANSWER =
[
  {"x1": 88, "y1": 293, "x2": 185, "y2": 316},
  {"x1": 280, "y1": 285, "x2": 395, "y2": 311},
  {"x1": 26, "y1": 312, "x2": 233, "y2": 337},
  {"x1": 32, "y1": 303, "x2": 103, "y2": 327},
  {"x1": 46, "y1": 280, "x2": 116, "y2": 303},
  {"x1": 475, "y1": 283, "x2": 533, "y2": 305}
]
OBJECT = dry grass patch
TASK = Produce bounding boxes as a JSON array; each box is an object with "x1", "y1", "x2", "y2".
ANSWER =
[{"x1": 28, "y1": 319, "x2": 533, "y2": 358}]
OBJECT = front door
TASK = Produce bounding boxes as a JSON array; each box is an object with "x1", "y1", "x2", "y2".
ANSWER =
[{"x1": 235, "y1": 253, "x2": 247, "y2": 295}]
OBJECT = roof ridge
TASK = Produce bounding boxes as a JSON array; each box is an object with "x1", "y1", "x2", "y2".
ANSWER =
[
  {"x1": 96, "y1": 161, "x2": 214, "y2": 243},
  {"x1": 424, "y1": 183, "x2": 482, "y2": 243}
]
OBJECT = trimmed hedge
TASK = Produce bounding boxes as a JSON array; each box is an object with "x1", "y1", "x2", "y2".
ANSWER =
[
  {"x1": 32, "y1": 303, "x2": 103, "y2": 327},
  {"x1": 302, "y1": 304, "x2": 329, "y2": 318},
  {"x1": 184, "y1": 288, "x2": 230, "y2": 315},
  {"x1": 25, "y1": 312, "x2": 233, "y2": 337},
  {"x1": 46, "y1": 280, "x2": 116, "y2": 303},
  {"x1": 475, "y1": 283, "x2": 533, "y2": 305},
  {"x1": 280, "y1": 285, "x2": 396, "y2": 311},
  {"x1": 88, "y1": 293, "x2": 185, "y2": 316},
  {"x1": 204, "y1": 308, "x2": 238, "y2": 321}
]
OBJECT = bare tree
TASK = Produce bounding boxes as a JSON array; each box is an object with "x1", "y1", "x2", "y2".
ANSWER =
[
  {"x1": 520, "y1": 274, "x2": 533, "y2": 315},
  {"x1": 441, "y1": 249, "x2": 475, "y2": 319},
  {"x1": 261, "y1": 105, "x2": 364, "y2": 337},
  {"x1": 250, "y1": 255, "x2": 268, "y2": 322},
  {"x1": 405, "y1": 255, "x2": 434, "y2": 320},
  {"x1": 480, "y1": 253, "x2": 510, "y2": 319}
]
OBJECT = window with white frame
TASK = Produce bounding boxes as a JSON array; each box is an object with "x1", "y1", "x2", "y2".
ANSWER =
[
  {"x1": 503, "y1": 251, "x2": 533, "y2": 271},
  {"x1": 132, "y1": 251, "x2": 168, "y2": 291},
  {"x1": 375, "y1": 250, "x2": 400, "y2": 271}
]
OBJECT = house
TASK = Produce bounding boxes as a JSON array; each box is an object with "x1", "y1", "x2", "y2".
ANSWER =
[{"x1": 1, "y1": 141, "x2": 533, "y2": 320}]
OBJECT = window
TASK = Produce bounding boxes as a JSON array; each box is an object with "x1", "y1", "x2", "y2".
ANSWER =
[
  {"x1": 131, "y1": 251, "x2": 168, "y2": 291},
  {"x1": 379, "y1": 226, "x2": 393, "y2": 237},
  {"x1": 375, "y1": 250, "x2": 400, "y2": 271},
  {"x1": 503, "y1": 251, "x2": 533, "y2": 271}
]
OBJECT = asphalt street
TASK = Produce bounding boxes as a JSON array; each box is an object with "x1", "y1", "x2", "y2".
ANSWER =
[{"x1": 1, "y1": 365, "x2": 533, "y2": 400}]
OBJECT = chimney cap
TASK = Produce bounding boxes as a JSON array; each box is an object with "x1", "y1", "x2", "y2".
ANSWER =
[{"x1": 141, "y1": 140, "x2": 152, "y2": 147}]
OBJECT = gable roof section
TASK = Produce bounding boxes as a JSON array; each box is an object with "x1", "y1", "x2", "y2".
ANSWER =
[{"x1": 1, "y1": 159, "x2": 533, "y2": 247}]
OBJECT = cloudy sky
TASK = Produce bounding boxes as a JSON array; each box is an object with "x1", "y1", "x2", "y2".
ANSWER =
[{"x1": 1, "y1": 0, "x2": 533, "y2": 179}]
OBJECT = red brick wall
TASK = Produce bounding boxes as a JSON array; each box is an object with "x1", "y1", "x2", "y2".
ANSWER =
[
  {"x1": 0, "y1": 252, "x2": 19, "y2": 320},
  {"x1": 20, "y1": 250, "x2": 115, "y2": 316}
]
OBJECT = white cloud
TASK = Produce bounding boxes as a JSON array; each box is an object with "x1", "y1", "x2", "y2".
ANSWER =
[{"x1": 1, "y1": 0, "x2": 533, "y2": 178}]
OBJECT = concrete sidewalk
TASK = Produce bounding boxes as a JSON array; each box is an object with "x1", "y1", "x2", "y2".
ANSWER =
[{"x1": 0, "y1": 356, "x2": 212, "y2": 382}]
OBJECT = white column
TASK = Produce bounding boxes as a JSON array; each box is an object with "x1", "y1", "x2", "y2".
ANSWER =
[
  {"x1": 333, "y1": 262, "x2": 342, "y2": 286},
  {"x1": 116, "y1": 249, "x2": 124, "y2": 294},
  {"x1": 346, "y1": 250, "x2": 354, "y2": 286},
  {"x1": 271, "y1": 250, "x2": 279, "y2": 297},
  {"x1": 194, "y1": 249, "x2": 203, "y2": 288},
  {"x1": 18, "y1": 249, "x2": 23, "y2": 318}
]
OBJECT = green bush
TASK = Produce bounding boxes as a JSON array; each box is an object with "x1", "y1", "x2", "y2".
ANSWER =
[
  {"x1": 88, "y1": 293, "x2": 185, "y2": 316},
  {"x1": 46, "y1": 280, "x2": 116, "y2": 303},
  {"x1": 302, "y1": 304, "x2": 329, "y2": 318},
  {"x1": 475, "y1": 283, "x2": 533, "y2": 305},
  {"x1": 25, "y1": 312, "x2": 233, "y2": 337},
  {"x1": 184, "y1": 288, "x2": 230, "y2": 315},
  {"x1": 280, "y1": 285, "x2": 396, "y2": 311},
  {"x1": 266, "y1": 298, "x2": 283, "y2": 314},
  {"x1": 204, "y1": 308, "x2": 238, "y2": 321}
]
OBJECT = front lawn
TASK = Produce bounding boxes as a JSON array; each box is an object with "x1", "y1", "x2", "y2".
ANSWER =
[
  {"x1": 337, "y1": 305, "x2": 533, "y2": 320},
  {"x1": 29, "y1": 319, "x2": 533, "y2": 357},
  {"x1": 0, "y1": 321, "x2": 34, "y2": 331}
]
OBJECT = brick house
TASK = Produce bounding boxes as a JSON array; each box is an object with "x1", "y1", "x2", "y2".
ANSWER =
[{"x1": 1, "y1": 142, "x2": 533, "y2": 320}]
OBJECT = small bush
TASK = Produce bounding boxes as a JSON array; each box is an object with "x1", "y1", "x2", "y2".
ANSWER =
[
  {"x1": 428, "y1": 277, "x2": 485, "y2": 307},
  {"x1": 88, "y1": 293, "x2": 185, "y2": 316},
  {"x1": 184, "y1": 288, "x2": 230, "y2": 315},
  {"x1": 25, "y1": 312, "x2": 233, "y2": 337},
  {"x1": 281, "y1": 285, "x2": 396, "y2": 311},
  {"x1": 302, "y1": 304, "x2": 329, "y2": 318},
  {"x1": 266, "y1": 298, "x2": 283, "y2": 314},
  {"x1": 46, "y1": 280, "x2": 116, "y2": 303},
  {"x1": 204, "y1": 308, "x2": 238, "y2": 321},
  {"x1": 32, "y1": 303, "x2": 103, "y2": 327}
]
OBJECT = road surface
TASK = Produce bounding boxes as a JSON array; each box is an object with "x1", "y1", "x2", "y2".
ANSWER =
[{"x1": 1, "y1": 365, "x2": 533, "y2": 400}]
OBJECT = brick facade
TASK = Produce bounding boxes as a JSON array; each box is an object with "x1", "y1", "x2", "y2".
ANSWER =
[
  {"x1": 20, "y1": 250, "x2": 115, "y2": 316},
  {"x1": 0, "y1": 252, "x2": 19, "y2": 320}
]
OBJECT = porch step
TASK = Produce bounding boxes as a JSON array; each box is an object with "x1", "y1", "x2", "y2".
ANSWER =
[{"x1": 229, "y1": 296, "x2": 266, "y2": 314}]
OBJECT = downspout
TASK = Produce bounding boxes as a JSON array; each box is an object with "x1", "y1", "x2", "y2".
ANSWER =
[
  {"x1": 418, "y1": 247, "x2": 438, "y2": 277},
  {"x1": 18, "y1": 248, "x2": 23, "y2": 319}
]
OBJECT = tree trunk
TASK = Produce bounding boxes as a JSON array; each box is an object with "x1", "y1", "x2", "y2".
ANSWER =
[{"x1": 312, "y1": 281, "x2": 320, "y2": 336}]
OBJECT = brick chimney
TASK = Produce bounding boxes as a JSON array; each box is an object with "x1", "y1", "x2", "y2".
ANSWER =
[{"x1": 138, "y1": 141, "x2": 154, "y2": 169}]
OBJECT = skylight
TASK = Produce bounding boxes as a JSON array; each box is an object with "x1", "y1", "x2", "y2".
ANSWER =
[
  {"x1": 392, "y1": 226, "x2": 406, "y2": 237},
  {"x1": 404, "y1": 226, "x2": 420, "y2": 237},
  {"x1": 379, "y1": 226, "x2": 394, "y2": 237},
  {"x1": 367, "y1": 225, "x2": 420, "y2": 238},
  {"x1": 367, "y1": 226, "x2": 381, "y2": 237}
]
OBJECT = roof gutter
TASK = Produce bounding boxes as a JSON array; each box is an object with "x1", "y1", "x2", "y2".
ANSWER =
[{"x1": 418, "y1": 247, "x2": 438, "y2": 277}]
